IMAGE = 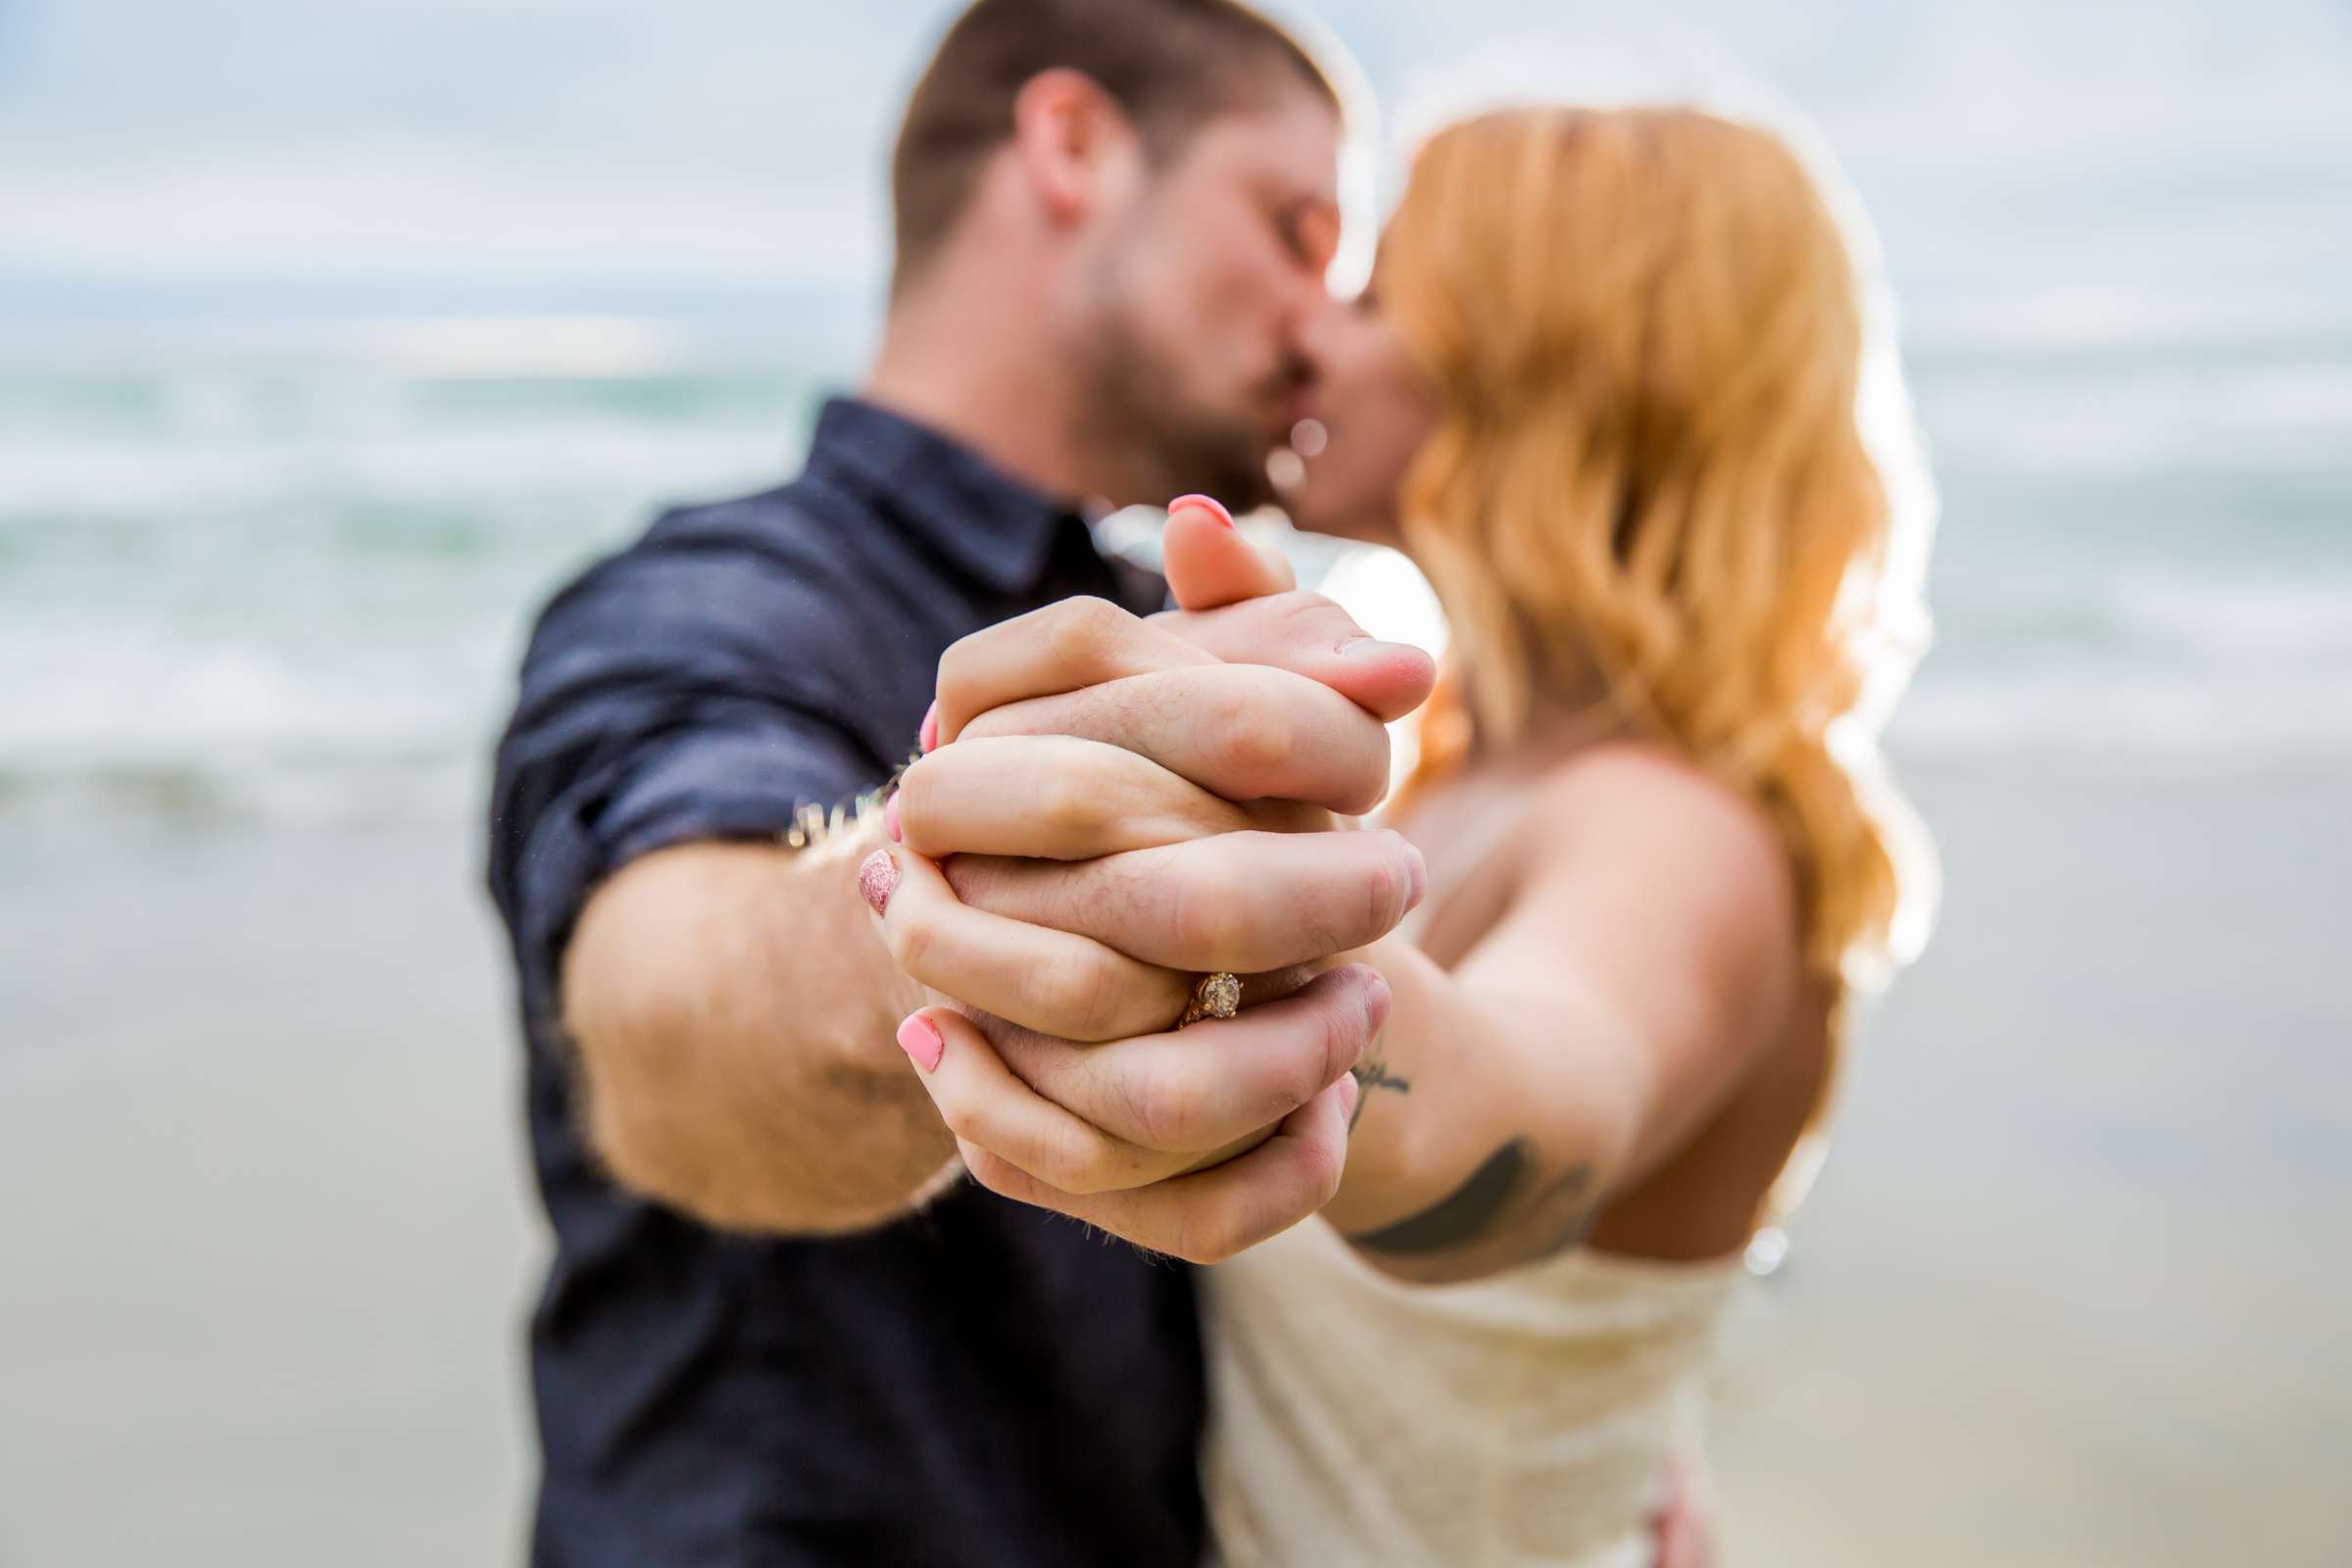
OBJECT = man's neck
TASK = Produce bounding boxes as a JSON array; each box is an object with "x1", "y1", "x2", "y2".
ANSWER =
[{"x1": 861, "y1": 278, "x2": 1098, "y2": 506}]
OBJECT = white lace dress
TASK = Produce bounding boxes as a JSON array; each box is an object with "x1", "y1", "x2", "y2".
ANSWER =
[{"x1": 1201, "y1": 1206, "x2": 1744, "y2": 1567}]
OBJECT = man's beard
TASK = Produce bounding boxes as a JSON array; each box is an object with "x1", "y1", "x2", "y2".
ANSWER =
[{"x1": 1072, "y1": 311, "x2": 1298, "y2": 513}]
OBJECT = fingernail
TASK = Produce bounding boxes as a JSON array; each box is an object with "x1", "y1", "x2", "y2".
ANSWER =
[
  {"x1": 1399, "y1": 841, "x2": 1428, "y2": 913},
  {"x1": 918, "y1": 700, "x2": 939, "y2": 753},
  {"x1": 858, "y1": 849, "x2": 899, "y2": 914},
  {"x1": 1338, "y1": 1072, "x2": 1361, "y2": 1122},
  {"x1": 883, "y1": 792, "x2": 902, "y2": 843},
  {"x1": 1168, "y1": 494, "x2": 1235, "y2": 529},
  {"x1": 897, "y1": 1013, "x2": 945, "y2": 1073},
  {"x1": 1338, "y1": 636, "x2": 1417, "y2": 662}
]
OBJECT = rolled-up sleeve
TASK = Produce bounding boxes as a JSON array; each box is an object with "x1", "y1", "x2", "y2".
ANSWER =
[{"x1": 485, "y1": 536, "x2": 889, "y2": 1045}]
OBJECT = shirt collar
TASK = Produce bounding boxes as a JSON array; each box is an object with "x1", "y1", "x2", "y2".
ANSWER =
[{"x1": 808, "y1": 395, "x2": 1083, "y2": 596}]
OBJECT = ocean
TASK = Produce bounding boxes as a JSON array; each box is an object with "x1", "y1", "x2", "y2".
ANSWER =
[{"x1": 3, "y1": 320, "x2": 2347, "y2": 836}]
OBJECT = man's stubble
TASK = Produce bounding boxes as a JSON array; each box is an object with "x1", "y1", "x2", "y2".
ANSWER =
[{"x1": 1066, "y1": 244, "x2": 1298, "y2": 513}]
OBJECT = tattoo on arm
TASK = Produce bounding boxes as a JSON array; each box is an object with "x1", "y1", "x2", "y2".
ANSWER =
[
  {"x1": 1348, "y1": 1140, "x2": 1527, "y2": 1252},
  {"x1": 1347, "y1": 1058, "x2": 1411, "y2": 1131},
  {"x1": 1344, "y1": 1138, "x2": 1595, "y2": 1261},
  {"x1": 1519, "y1": 1162, "x2": 1598, "y2": 1260}
]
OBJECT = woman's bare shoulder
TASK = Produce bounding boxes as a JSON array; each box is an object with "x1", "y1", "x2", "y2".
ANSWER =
[
  {"x1": 1509, "y1": 741, "x2": 1801, "y2": 986},
  {"x1": 1530, "y1": 742, "x2": 1788, "y2": 872}
]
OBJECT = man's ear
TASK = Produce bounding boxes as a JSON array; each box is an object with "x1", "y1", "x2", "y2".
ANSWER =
[{"x1": 1009, "y1": 68, "x2": 1135, "y2": 225}]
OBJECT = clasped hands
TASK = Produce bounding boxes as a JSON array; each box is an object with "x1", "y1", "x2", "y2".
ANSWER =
[{"x1": 857, "y1": 504, "x2": 1434, "y2": 1261}]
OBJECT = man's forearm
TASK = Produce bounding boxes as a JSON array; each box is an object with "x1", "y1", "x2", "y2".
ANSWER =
[{"x1": 561, "y1": 830, "x2": 956, "y2": 1235}]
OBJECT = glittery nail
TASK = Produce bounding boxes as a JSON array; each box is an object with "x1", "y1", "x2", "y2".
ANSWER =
[{"x1": 858, "y1": 849, "x2": 899, "y2": 914}]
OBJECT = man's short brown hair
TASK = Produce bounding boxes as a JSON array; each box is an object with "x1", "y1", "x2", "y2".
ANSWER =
[{"x1": 890, "y1": 0, "x2": 1338, "y2": 292}]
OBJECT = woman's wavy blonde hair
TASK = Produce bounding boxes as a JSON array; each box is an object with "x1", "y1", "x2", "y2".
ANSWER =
[{"x1": 1385, "y1": 105, "x2": 1934, "y2": 996}]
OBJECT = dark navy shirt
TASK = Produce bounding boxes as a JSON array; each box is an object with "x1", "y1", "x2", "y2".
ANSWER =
[{"x1": 486, "y1": 398, "x2": 1202, "y2": 1567}]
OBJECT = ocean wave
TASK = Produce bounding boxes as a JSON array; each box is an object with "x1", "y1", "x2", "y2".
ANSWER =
[
  {"x1": 1912, "y1": 355, "x2": 2352, "y2": 479},
  {"x1": 0, "y1": 610, "x2": 513, "y2": 821},
  {"x1": 6, "y1": 650, "x2": 2339, "y2": 831},
  {"x1": 10, "y1": 564, "x2": 2342, "y2": 832},
  {"x1": 2104, "y1": 572, "x2": 2352, "y2": 662},
  {"x1": 0, "y1": 416, "x2": 801, "y2": 519},
  {"x1": 0, "y1": 758, "x2": 480, "y2": 827},
  {"x1": 1891, "y1": 658, "x2": 2352, "y2": 763}
]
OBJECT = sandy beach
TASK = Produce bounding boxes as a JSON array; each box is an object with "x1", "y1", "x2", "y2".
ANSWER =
[{"x1": 1, "y1": 749, "x2": 2343, "y2": 1566}]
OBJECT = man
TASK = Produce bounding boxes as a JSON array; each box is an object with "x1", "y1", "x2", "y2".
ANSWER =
[{"x1": 486, "y1": 2, "x2": 1427, "y2": 1562}]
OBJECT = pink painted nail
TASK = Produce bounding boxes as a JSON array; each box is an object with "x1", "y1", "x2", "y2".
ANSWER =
[
  {"x1": 858, "y1": 849, "x2": 899, "y2": 914},
  {"x1": 1168, "y1": 494, "x2": 1235, "y2": 528},
  {"x1": 883, "y1": 792, "x2": 902, "y2": 843},
  {"x1": 918, "y1": 700, "x2": 939, "y2": 753},
  {"x1": 897, "y1": 1013, "x2": 945, "y2": 1073}
]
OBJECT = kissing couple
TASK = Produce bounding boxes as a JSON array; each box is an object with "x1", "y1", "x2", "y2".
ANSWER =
[{"x1": 488, "y1": 1, "x2": 1934, "y2": 1563}]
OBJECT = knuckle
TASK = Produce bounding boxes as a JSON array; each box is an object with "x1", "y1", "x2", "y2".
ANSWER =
[
  {"x1": 935, "y1": 631, "x2": 977, "y2": 691},
  {"x1": 1215, "y1": 687, "x2": 1294, "y2": 782},
  {"x1": 1168, "y1": 858, "x2": 1247, "y2": 961},
  {"x1": 934, "y1": 1094, "x2": 984, "y2": 1148},
  {"x1": 1038, "y1": 762, "x2": 1106, "y2": 837},
  {"x1": 1167, "y1": 1207, "x2": 1236, "y2": 1267},
  {"x1": 959, "y1": 1144, "x2": 1016, "y2": 1198},
  {"x1": 1046, "y1": 1123, "x2": 1121, "y2": 1197},
  {"x1": 1044, "y1": 596, "x2": 1129, "y2": 670},
  {"x1": 1358, "y1": 846, "x2": 1405, "y2": 937},
  {"x1": 894, "y1": 760, "x2": 939, "y2": 839},
  {"x1": 1029, "y1": 1118, "x2": 1087, "y2": 1191},
  {"x1": 1031, "y1": 947, "x2": 1123, "y2": 1040},
  {"x1": 934, "y1": 641, "x2": 986, "y2": 728},
  {"x1": 1114, "y1": 1058, "x2": 1187, "y2": 1151},
  {"x1": 1278, "y1": 590, "x2": 1349, "y2": 633}
]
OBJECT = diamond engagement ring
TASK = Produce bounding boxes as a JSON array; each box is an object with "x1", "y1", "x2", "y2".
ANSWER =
[{"x1": 1177, "y1": 971, "x2": 1243, "y2": 1028}]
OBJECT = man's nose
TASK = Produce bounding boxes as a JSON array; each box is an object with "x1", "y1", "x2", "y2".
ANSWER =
[{"x1": 1295, "y1": 258, "x2": 1340, "y2": 312}]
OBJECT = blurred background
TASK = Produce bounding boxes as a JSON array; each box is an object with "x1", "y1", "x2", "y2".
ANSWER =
[{"x1": 2, "y1": 1, "x2": 2347, "y2": 1563}]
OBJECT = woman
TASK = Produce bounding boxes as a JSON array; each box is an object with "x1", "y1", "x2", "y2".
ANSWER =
[
  {"x1": 880, "y1": 101, "x2": 1935, "y2": 1565},
  {"x1": 1176, "y1": 105, "x2": 1936, "y2": 1564}
]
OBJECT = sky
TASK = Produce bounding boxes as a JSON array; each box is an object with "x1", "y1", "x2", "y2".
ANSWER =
[{"x1": 4, "y1": 0, "x2": 2350, "y2": 350}]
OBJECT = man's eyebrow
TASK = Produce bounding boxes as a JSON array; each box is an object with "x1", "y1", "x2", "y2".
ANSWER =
[{"x1": 1255, "y1": 167, "x2": 1337, "y2": 207}]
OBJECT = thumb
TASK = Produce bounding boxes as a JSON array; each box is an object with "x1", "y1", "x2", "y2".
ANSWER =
[{"x1": 1162, "y1": 495, "x2": 1296, "y2": 611}]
